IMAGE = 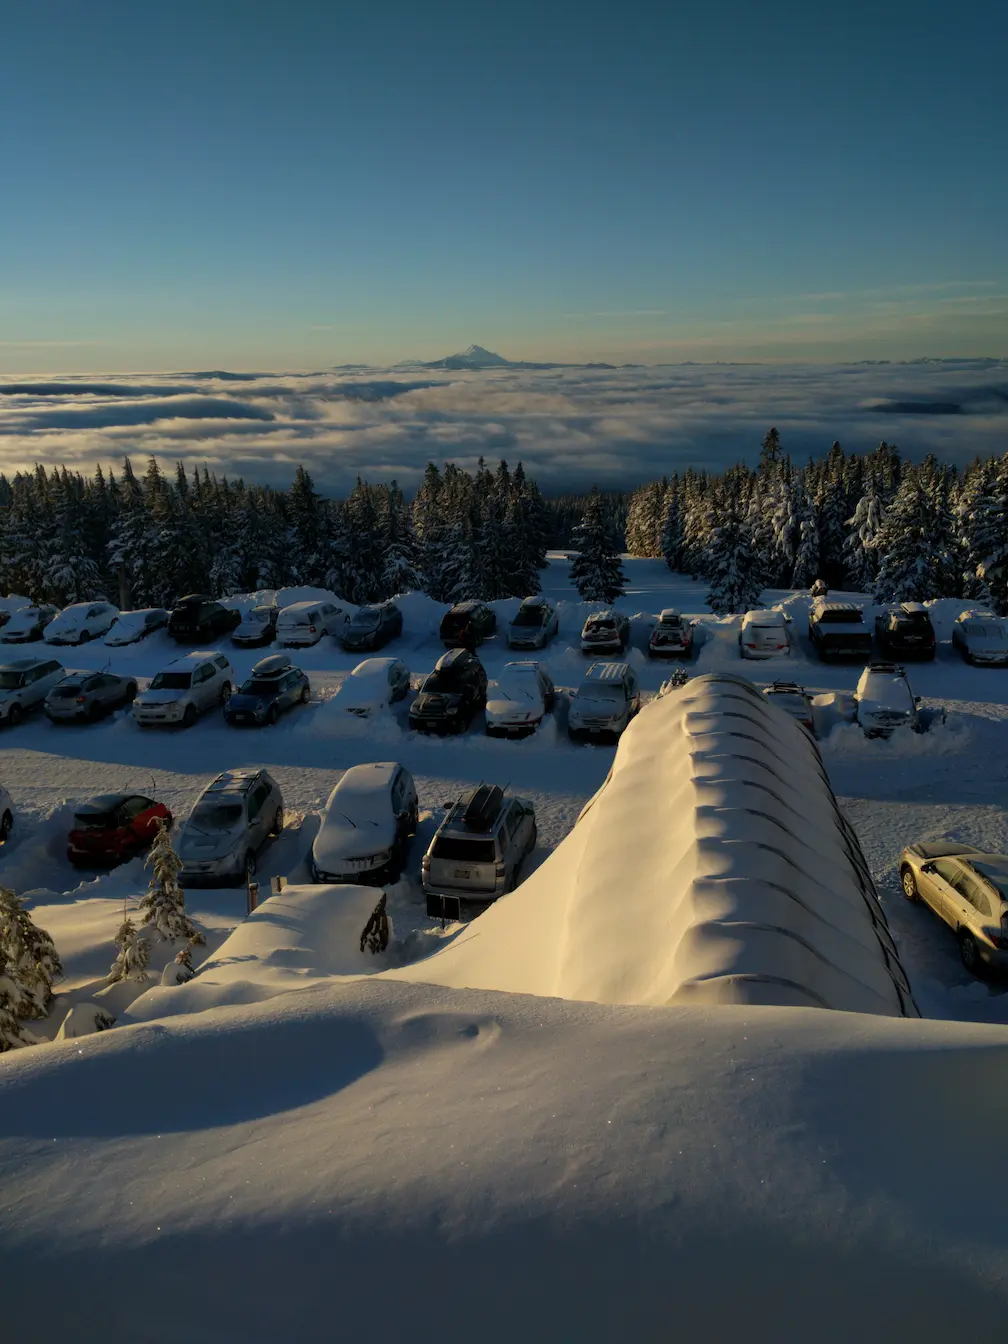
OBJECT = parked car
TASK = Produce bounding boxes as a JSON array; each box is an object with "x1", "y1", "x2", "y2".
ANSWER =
[
  {"x1": 45, "y1": 671, "x2": 138, "y2": 723},
  {"x1": 423, "y1": 783, "x2": 537, "y2": 920},
  {"x1": 223, "y1": 653, "x2": 310, "y2": 727},
  {"x1": 276, "y1": 599, "x2": 349, "y2": 647},
  {"x1": 0, "y1": 784, "x2": 13, "y2": 844},
  {"x1": 66, "y1": 793, "x2": 172, "y2": 869},
  {"x1": 899, "y1": 842, "x2": 1008, "y2": 975},
  {"x1": 439, "y1": 600, "x2": 497, "y2": 649},
  {"x1": 738, "y1": 608, "x2": 793, "y2": 659},
  {"x1": 874, "y1": 602, "x2": 936, "y2": 660},
  {"x1": 176, "y1": 768, "x2": 284, "y2": 884},
  {"x1": 506, "y1": 596, "x2": 558, "y2": 651},
  {"x1": 854, "y1": 662, "x2": 920, "y2": 737},
  {"x1": 311, "y1": 762, "x2": 418, "y2": 885},
  {"x1": 485, "y1": 661, "x2": 555, "y2": 737},
  {"x1": 167, "y1": 594, "x2": 242, "y2": 643},
  {"x1": 231, "y1": 603, "x2": 279, "y2": 649},
  {"x1": 808, "y1": 600, "x2": 873, "y2": 661},
  {"x1": 339, "y1": 602, "x2": 403, "y2": 652},
  {"x1": 0, "y1": 657, "x2": 65, "y2": 725},
  {"x1": 133, "y1": 650, "x2": 235, "y2": 728},
  {"x1": 330, "y1": 657, "x2": 411, "y2": 716},
  {"x1": 104, "y1": 608, "x2": 169, "y2": 646},
  {"x1": 648, "y1": 608, "x2": 693, "y2": 658},
  {"x1": 567, "y1": 662, "x2": 640, "y2": 741},
  {"x1": 44, "y1": 601, "x2": 119, "y2": 645},
  {"x1": 580, "y1": 609, "x2": 631, "y2": 655},
  {"x1": 761, "y1": 681, "x2": 815, "y2": 735},
  {"x1": 0, "y1": 605, "x2": 59, "y2": 644},
  {"x1": 409, "y1": 648, "x2": 488, "y2": 733},
  {"x1": 951, "y1": 610, "x2": 1008, "y2": 666}
]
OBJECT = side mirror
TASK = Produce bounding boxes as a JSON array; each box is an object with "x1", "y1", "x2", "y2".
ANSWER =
[{"x1": 921, "y1": 862, "x2": 935, "y2": 875}]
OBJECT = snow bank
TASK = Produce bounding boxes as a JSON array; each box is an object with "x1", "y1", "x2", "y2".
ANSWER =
[{"x1": 393, "y1": 673, "x2": 916, "y2": 1016}]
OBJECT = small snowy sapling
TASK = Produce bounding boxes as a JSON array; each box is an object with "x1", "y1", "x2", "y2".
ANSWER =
[{"x1": 139, "y1": 819, "x2": 203, "y2": 944}]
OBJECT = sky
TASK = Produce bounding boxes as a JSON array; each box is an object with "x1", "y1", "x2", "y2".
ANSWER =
[{"x1": 1, "y1": 0, "x2": 1006, "y2": 372}]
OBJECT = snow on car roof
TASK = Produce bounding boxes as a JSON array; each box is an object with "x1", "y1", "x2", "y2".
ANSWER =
[
  {"x1": 326, "y1": 763, "x2": 398, "y2": 814},
  {"x1": 349, "y1": 657, "x2": 398, "y2": 677},
  {"x1": 167, "y1": 650, "x2": 224, "y2": 666},
  {"x1": 742, "y1": 608, "x2": 786, "y2": 624},
  {"x1": 207, "y1": 769, "x2": 262, "y2": 794},
  {"x1": 658, "y1": 608, "x2": 682, "y2": 622},
  {"x1": 583, "y1": 661, "x2": 629, "y2": 682},
  {"x1": 393, "y1": 673, "x2": 916, "y2": 1018}
]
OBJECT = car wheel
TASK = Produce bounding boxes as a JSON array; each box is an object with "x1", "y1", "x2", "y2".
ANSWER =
[
  {"x1": 959, "y1": 930, "x2": 982, "y2": 975},
  {"x1": 301, "y1": 685, "x2": 310, "y2": 704},
  {"x1": 182, "y1": 703, "x2": 198, "y2": 728},
  {"x1": 88, "y1": 701, "x2": 102, "y2": 722},
  {"x1": 8, "y1": 703, "x2": 22, "y2": 727},
  {"x1": 220, "y1": 682, "x2": 232, "y2": 704},
  {"x1": 900, "y1": 866, "x2": 919, "y2": 901},
  {"x1": 0, "y1": 810, "x2": 11, "y2": 843},
  {"x1": 271, "y1": 805, "x2": 284, "y2": 837},
  {"x1": 125, "y1": 681, "x2": 138, "y2": 703},
  {"x1": 267, "y1": 704, "x2": 279, "y2": 726},
  {"x1": 528, "y1": 822, "x2": 538, "y2": 853},
  {"x1": 79, "y1": 629, "x2": 92, "y2": 643}
]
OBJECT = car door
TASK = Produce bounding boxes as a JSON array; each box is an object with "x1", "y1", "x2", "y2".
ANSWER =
[
  {"x1": 246, "y1": 779, "x2": 271, "y2": 849},
  {"x1": 199, "y1": 663, "x2": 218, "y2": 710},
  {"x1": 95, "y1": 673, "x2": 119, "y2": 710},
  {"x1": 927, "y1": 858, "x2": 966, "y2": 925},
  {"x1": 627, "y1": 670, "x2": 640, "y2": 717}
]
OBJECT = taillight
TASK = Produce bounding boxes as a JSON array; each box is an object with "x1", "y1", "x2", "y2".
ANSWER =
[
  {"x1": 421, "y1": 855, "x2": 430, "y2": 873},
  {"x1": 495, "y1": 862, "x2": 506, "y2": 878},
  {"x1": 76, "y1": 696, "x2": 86, "y2": 704},
  {"x1": 309, "y1": 625, "x2": 316, "y2": 633}
]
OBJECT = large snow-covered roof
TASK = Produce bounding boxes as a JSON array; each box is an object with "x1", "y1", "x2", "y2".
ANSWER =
[{"x1": 396, "y1": 673, "x2": 917, "y2": 1017}]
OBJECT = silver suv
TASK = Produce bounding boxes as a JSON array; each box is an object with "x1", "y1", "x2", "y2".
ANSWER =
[
  {"x1": 133, "y1": 650, "x2": 235, "y2": 728},
  {"x1": 423, "y1": 783, "x2": 537, "y2": 920},
  {"x1": 567, "y1": 661, "x2": 640, "y2": 740},
  {"x1": 176, "y1": 768, "x2": 285, "y2": 884}
]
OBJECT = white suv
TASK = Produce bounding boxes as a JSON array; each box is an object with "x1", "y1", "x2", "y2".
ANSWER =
[
  {"x1": 0, "y1": 657, "x2": 65, "y2": 726},
  {"x1": 855, "y1": 662, "x2": 920, "y2": 737},
  {"x1": 133, "y1": 651, "x2": 235, "y2": 728},
  {"x1": 276, "y1": 600, "x2": 349, "y2": 647}
]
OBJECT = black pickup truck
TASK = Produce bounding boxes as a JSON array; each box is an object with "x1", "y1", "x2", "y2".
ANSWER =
[{"x1": 808, "y1": 601, "x2": 873, "y2": 661}]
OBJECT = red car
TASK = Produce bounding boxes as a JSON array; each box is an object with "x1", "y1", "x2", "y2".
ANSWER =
[{"x1": 67, "y1": 793, "x2": 173, "y2": 868}]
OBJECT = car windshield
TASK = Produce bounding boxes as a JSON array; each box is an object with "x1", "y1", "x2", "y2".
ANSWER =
[
  {"x1": 51, "y1": 683, "x2": 84, "y2": 698},
  {"x1": 771, "y1": 693, "x2": 806, "y2": 713},
  {"x1": 433, "y1": 836, "x2": 496, "y2": 863},
  {"x1": 422, "y1": 670, "x2": 460, "y2": 693},
  {"x1": 73, "y1": 810, "x2": 118, "y2": 829},
  {"x1": 150, "y1": 671, "x2": 192, "y2": 690},
  {"x1": 491, "y1": 679, "x2": 536, "y2": 702},
  {"x1": 248, "y1": 608, "x2": 272, "y2": 624},
  {"x1": 820, "y1": 609, "x2": 862, "y2": 624},
  {"x1": 9, "y1": 611, "x2": 37, "y2": 624},
  {"x1": 752, "y1": 623, "x2": 784, "y2": 634},
  {"x1": 587, "y1": 619, "x2": 615, "y2": 631},
  {"x1": 350, "y1": 608, "x2": 381, "y2": 629},
  {"x1": 512, "y1": 607, "x2": 544, "y2": 627},
  {"x1": 582, "y1": 682, "x2": 624, "y2": 700},
  {"x1": 653, "y1": 630, "x2": 681, "y2": 644},
  {"x1": 441, "y1": 615, "x2": 470, "y2": 634},
  {"x1": 0, "y1": 672, "x2": 25, "y2": 690},
  {"x1": 190, "y1": 802, "x2": 243, "y2": 830},
  {"x1": 968, "y1": 623, "x2": 1005, "y2": 638},
  {"x1": 899, "y1": 610, "x2": 929, "y2": 625},
  {"x1": 239, "y1": 678, "x2": 278, "y2": 696}
]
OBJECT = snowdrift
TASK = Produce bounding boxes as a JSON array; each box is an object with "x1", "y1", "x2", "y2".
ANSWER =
[{"x1": 395, "y1": 673, "x2": 917, "y2": 1016}]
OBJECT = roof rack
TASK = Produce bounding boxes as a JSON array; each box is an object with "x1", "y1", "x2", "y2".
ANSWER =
[{"x1": 462, "y1": 783, "x2": 504, "y2": 832}]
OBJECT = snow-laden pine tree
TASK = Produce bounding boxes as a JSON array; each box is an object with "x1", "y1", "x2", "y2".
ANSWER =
[
  {"x1": 660, "y1": 476, "x2": 684, "y2": 571},
  {"x1": 138, "y1": 821, "x2": 203, "y2": 944},
  {"x1": 0, "y1": 953, "x2": 37, "y2": 1053},
  {"x1": 845, "y1": 485, "x2": 886, "y2": 594},
  {"x1": 705, "y1": 494, "x2": 763, "y2": 615},
  {"x1": 958, "y1": 455, "x2": 1008, "y2": 611},
  {"x1": 0, "y1": 885, "x2": 62, "y2": 1021},
  {"x1": 570, "y1": 488, "x2": 626, "y2": 602},
  {"x1": 791, "y1": 493, "x2": 821, "y2": 589},
  {"x1": 108, "y1": 917, "x2": 150, "y2": 984},
  {"x1": 873, "y1": 465, "x2": 959, "y2": 603}
]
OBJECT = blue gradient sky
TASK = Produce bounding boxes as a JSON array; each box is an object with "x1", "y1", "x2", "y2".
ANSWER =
[{"x1": 2, "y1": 0, "x2": 1005, "y2": 370}]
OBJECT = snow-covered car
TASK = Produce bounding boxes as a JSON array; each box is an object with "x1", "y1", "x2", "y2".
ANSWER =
[
  {"x1": 580, "y1": 609, "x2": 630, "y2": 655},
  {"x1": 66, "y1": 793, "x2": 172, "y2": 869},
  {"x1": 276, "y1": 599, "x2": 349, "y2": 647},
  {"x1": 310, "y1": 762, "x2": 418, "y2": 885},
  {"x1": 0, "y1": 657, "x2": 65, "y2": 725},
  {"x1": 0, "y1": 784, "x2": 13, "y2": 844},
  {"x1": 648, "y1": 608, "x2": 693, "y2": 658},
  {"x1": 567, "y1": 661, "x2": 640, "y2": 741},
  {"x1": 422, "y1": 783, "x2": 537, "y2": 920},
  {"x1": 44, "y1": 601, "x2": 119, "y2": 646},
  {"x1": 808, "y1": 601, "x2": 873, "y2": 661},
  {"x1": 874, "y1": 602, "x2": 936, "y2": 660},
  {"x1": 330, "y1": 657, "x2": 411, "y2": 716},
  {"x1": 223, "y1": 653, "x2": 310, "y2": 727},
  {"x1": 231, "y1": 603, "x2": 279, "y2": 649},
  {"x1": 45, "y1": 671, "x2": 138, "y2": 723},
  {"x1": 899, "y1": 842, "x2": 1008, "y2": 975},
  {"x1": 177, "y1": 769, "x2": 284, "y2": 884},
  {"x1": 951, "y1": 611, "x2": 1008, "y2": 666},
  {"x1": 738, "y1": 608, "x2": 792, "y2": 659},
  {"x1": 0, "y1": 604, "x2": 59, "y2": 644},
  {"x1": 506, "y1": 596, "x2": 559, "y2": 650},
  {"x1": 854, "y1": 662, "x2": 920, "y2": 737},
  {"x1": 103, "y1": 608, "x2": 169, "y2": 646},
  {"x1": 762, "y1": 681, "x2": 815, "y2": 735},
  {"x1": 485, "y1": 661, "x2": 555, "y2": 737},
  {"x1": 132, "y1": 650, "x2": 235, "y2": 728},
  {"x1": 338, "y1": 602, "x2": 403, "y2": 652}
]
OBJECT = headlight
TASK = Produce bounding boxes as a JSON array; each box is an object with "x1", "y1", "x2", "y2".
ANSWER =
[{"x1": 446, "y1": 706, "x2": 458, "y2": 715}]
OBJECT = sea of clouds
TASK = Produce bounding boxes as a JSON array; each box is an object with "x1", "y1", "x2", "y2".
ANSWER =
[{"x1": 1, "y1": 359, "x2": 1005, "y2": 496}]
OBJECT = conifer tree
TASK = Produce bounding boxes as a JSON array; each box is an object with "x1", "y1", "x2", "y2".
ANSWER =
[
  {"x1": 0, "y1": 951, "x2": 37, "y2": 1053},
  {"x1": 705, "y1": 493, "x2": 763, "y2": 615},
  {"x1": 109, "y1": 917, "x2": 150, "y2": 984},
  {"x1": 138, "y1": 821, "x2": 203, "y2": 944},
  {"x1": 570, "y1": 488, "x2": 626, "y2": 602},
  {"x1": 0, "y1": 886, "x2": 62, "y2": 1026}
]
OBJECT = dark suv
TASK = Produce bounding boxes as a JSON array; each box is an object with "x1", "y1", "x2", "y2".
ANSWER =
[
  {"x1": 439, "y1": 601, "x2": 497, "y2": 648},
  {"x1": 874, "y1": 602, "x2": 936, "y2": 660},
  {"x1": 409, "y1": 648, "x2": 488, "y2": 733},
  {"x1": 339, "y1": 601, "x2": 403, "y2": 652},
  {"x1": 168, "y1": 594, "x2": 242, "y2": 643},
  {"x1": 808, "y1": 601, "x2": 873, "y2": 661}
]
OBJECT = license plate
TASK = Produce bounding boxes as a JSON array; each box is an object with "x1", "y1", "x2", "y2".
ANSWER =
[
  {"x1": 454, "y1": 869, "x2": 471, "y2": 879},
  {"x1": 589, "y1": 727, "x2": 601, "y2": 734}
]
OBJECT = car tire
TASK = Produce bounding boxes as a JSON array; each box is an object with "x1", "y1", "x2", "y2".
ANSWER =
[
  {"x1": 271, "y1": 806, "x2": 284, "y2": 837},
  {"x1": 8, "y1": 703, "x2": 22, "y2": 727},
  {"x1": 88, "y1": 701, "x2": 102, "y2": 723},
  {"x1": 267, "y1": 704, "x2": 279, "y2": 726},
  {"x1": 900, "y1": 866, "x2": 919, "y2": 901},
  {"x1": 0, "y1": 810, "x2": 11, "y2": 843},
  {"x1": 182, "y1": 703, "x2": 198, "y2": 728},
  {"x1": 959, "y1": 930, "x2": 982, "y2": 975},
  {"x1": 301, "y1": 685, "x2": 310, "y2": 704},
  {"x1": 125, "y1": 681, "x2": 138, "y2": 703},
  {"x1": 79, "y1": 629, "x2": 92, "y2": 643},
  {"x1": 220, "y1": 682, "x2": 232, "y2": 704}
]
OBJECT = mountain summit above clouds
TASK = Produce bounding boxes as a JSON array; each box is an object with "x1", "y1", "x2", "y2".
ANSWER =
[{"x1": 426, "y1": 344, "x2": 512, "y2": 369}]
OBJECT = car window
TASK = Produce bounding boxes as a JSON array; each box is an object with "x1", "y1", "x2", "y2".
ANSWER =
[
  {"x1": 121, "y1": 797, "x2": 150, "y2": 821},
  {"x1": 934, "y1": 859, "x2": 963, "y2": 884},
  {"x1": 247, "y1": 781, "x2": 270, "y2": 819},
  {"x1": 958, "y1": 872, "x2": 993, "y2": 916}
]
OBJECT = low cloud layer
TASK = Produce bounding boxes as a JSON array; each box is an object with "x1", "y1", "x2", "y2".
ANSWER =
[{"x1": 1, "y1": 360, "x2": 1005, "y2": 496}]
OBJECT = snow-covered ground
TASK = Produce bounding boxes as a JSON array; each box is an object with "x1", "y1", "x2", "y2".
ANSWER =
[{"x1": 4, "y1": 554, "x2": 1008, "y2": 1336}]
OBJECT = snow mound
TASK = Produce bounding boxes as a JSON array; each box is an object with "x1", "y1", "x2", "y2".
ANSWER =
[{"x1": 393, "y1": 673, "x2": 916, "y2": 1016}]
